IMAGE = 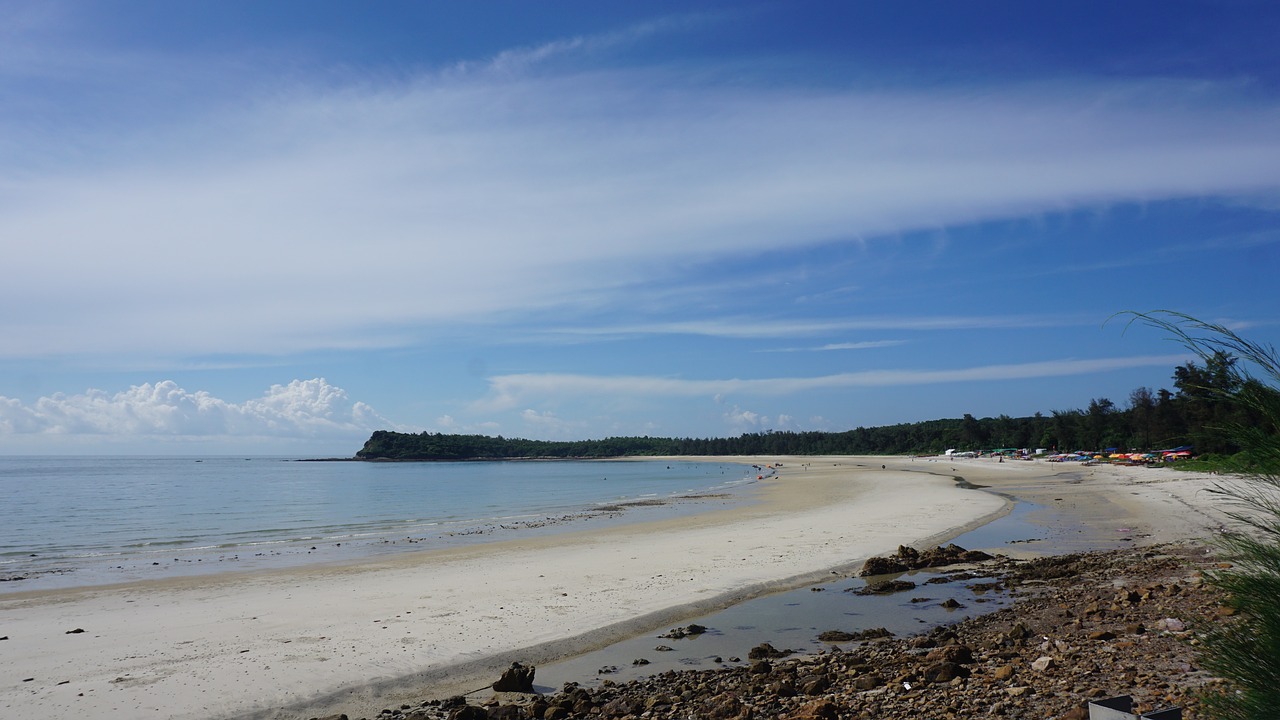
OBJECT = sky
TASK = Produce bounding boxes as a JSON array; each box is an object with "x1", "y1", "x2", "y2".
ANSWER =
[{"x1": 1, "y1": 0, "x2": 1279, "y2": 455}]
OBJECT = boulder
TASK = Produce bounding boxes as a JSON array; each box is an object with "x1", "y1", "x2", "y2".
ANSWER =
[
  {"x1": 447, "y1": 706, "x2": 490, "y2": 720},
  {"x1": 859, "y1": 556, "x2": 909, "y2": 576},
  {"x1": 1030, "y1": 656, "x2": 1056, "y2": 672},
  {"x1": 785, "y1": 699, "x2": 842, "y2": 720},
  {"x1": 854, "y1": 579, "x2": 917, "y2": 595},
  {"x1": 925, "y1": 644, "x2": 974, "y2": 664},
  {"x1": 921, "y1": 661, "x2": 969, "y2": 684},
  {"x1": 492, "y1": 662, "x2": 536, "y2": 693}
]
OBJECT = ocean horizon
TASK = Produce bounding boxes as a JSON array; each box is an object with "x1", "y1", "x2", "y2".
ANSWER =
[{"x1": 0, "y1": 456, "x2": 759, "y2": 593}]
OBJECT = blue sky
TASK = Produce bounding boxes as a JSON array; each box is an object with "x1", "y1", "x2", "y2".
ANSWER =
[{"x1": 2, "y1": 1, "x2": 1278, "y2": 455}]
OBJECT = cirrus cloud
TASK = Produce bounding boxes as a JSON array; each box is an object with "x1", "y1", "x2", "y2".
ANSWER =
[{"x1": 474, "y1": 354, "x2": 1192, "y2": 412}]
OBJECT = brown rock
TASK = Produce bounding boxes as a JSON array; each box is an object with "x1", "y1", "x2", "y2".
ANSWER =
[
  {"x1": 785, "y1": 699, "x2": 842, "y2": 720},
  {"x1": 921, "y1": 661, "x2": 969, "y2": 684},
  {"x1": 924, "y1": 645, "x2": 974, "y2": 664},
  {"x1": 448, "y1": 706, "x2": 490, "y2": 720},
  {"x1": 1006, "y1": 685, "x2": 1033, "y2": 697},
  {"x1": 860, "y1": 556, "x2": 909, "y2": 576},
  {"x1": 852, "y1": 674, "x2": 882, "y2": 690},
  {"x1": 992, "y1": 665, "x2": 1015, "y2": 681}
]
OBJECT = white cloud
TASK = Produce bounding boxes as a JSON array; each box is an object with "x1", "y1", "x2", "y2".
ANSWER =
[
  {"x1": 761, "y1": 340, "x2": 908, "y2": 353},
  {"x1": 1, "y1": 48, "x2": 1278, "y2": 360},
  {"x1": 475, "y1": 354, "x2": 1192, "y2": 411},
  {"x1": 518, "y1": 408, "x2": 585, "y2": 439},
  {"x1": 723, "y1": 405, "x2": 763, "y2": 431},
  {"x1": 0, "y1": 378, "x2": 398, "y2": 438}
]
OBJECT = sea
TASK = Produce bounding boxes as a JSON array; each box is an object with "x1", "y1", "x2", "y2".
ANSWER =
[{"x1": 0, "y1": 456, "x2": 759, "y2": 593}]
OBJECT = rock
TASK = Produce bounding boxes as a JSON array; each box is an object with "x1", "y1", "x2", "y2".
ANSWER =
[
  {"x1": 847, "y1": 627, "x2": 894, "y2": 641},
  {"x1": 492, "y1": 662, "x2": 535, "y2": 693},
  {"x1": 1155, "y1": 618, "x2": 1186, "y2": 632},
  {"x1": 748, "y1": 642, "x2": 791, "y2": 659},
  {"x1": 1088, "y1": 630, "x2": 1117, "y2": 641},
  {"x1": 654, "y1": 644, "x2": 674, "y2": 651},
  {"x1": 785, "y1": 699, "x2": 842, "y2": 720},
  {"x1": 658, "y1": 623, "x2": 709, "y2": 639},
  {"x1": 1006, "y1": 686, "x2": 1033, "y2": 697},
  {"x1": 921, "y1": 661, "x2": 969, "y2": 683},
  {"x1": 488, "y1": 706, "x2": 523, "y2": 720},
  {"x1": 940, "y1": 598, "x2": 965, "y2": 609},
  {"x1": 543, "y1": 707, "x2": 569, "y2": 720},
  {"x1": 854, "y1": 579, "x2": 917, "y2": 595},
  {"x1": 800, "y1": 674, "x2": 831, "y2": 695},
  {"x1": 992, "y1": 665, "x2": 1015, "y2": 681},
  {"x1": 768, "y1": 679, "x2": 797, "y2": 697},
  {"x1": 852, "y1": 674, "x2": 882, "y2": 690},
  {"x1": 1061, "y1": 706, "x2": 1090, "y2": 720},
  {"x1": 817, "y1": 630, "x2": 855, "y2": 642},
  {"x1": 702, "y1": 692, "x2": 745, "y2": 719},
  {"x1": 447, "y1": 706, "x2": 489, "y2": 720},
  {"x1": 644, "y1": 695, "x2": 675, "y2": 711},
  {"x1": 65, "y1": 628, "x2": 85, "y2": 634},
  {"x1": 925, "y1": 645, "x2": 973, "y2": 664},
  {"x1": 750, "y1": 660, "x2": 772, "y2": 674},
  {"x1": 859, "y1": 556, "x2": 909, "y2": 576},
  {"x1": 1030, "y1": 656, "x2": 1056, "y2": 672}
]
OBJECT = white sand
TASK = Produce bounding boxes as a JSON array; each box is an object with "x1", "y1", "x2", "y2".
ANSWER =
[{"x1": 0, "y1": 457, "x2": 1238, "y2": 719}]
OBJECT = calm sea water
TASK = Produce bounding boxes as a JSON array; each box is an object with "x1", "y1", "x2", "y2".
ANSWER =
[{"x1": 0, "y1": 456, "x2": 757, "y2": 592}]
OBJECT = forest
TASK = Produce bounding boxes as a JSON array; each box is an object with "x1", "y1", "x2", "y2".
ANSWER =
[{"x1": 356, "y1": 352, "x2": 1271, "y2": 461}]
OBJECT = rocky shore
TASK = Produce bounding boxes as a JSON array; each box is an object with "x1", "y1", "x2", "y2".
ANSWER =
[{"x1": 329, "y1": 542, "x2": 1233, "y2": 720}]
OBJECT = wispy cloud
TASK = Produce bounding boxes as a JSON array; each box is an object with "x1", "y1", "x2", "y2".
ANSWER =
[
  {"x1": 760, "y1": 340, "x2": 908, "y2": 353},
  {"x1": 474, "y1": 354, "x2": 1193, "y2": 411},
  {"x1": 3, "y1": 19, "x2": 1279, "y2": 364},
  {"x1": 547, "y1": 316, "x2": 1085, "y2": 340}
]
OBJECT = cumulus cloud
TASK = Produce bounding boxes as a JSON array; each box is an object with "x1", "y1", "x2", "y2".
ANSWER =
[
  {"x1": 0, "y1": 378, "x2": 398, "y2": 438},
  {"x1": 474, "y1": 354, "x2": 1192, "y2": 411},
  {"x1": 723, "y1": 405, "x2": 764, "y2": 431}
]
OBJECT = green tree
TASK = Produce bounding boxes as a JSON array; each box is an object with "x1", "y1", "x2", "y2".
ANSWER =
[{"x1": 1128, "y1": 387, "x2": 1156, "y2": 450}]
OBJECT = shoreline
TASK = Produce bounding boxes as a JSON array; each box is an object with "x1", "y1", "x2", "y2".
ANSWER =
[{"x1": 0, "y1": 457, "x2": 1239, "y2": 720}]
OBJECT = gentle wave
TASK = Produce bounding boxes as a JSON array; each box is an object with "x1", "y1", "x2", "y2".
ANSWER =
[{"x1": 0, "y1": 457, "x2": 757, "y2": 590}]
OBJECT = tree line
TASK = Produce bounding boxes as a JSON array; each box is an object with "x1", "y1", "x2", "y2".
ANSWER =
[{"x1": 356, "y1": 352, "x2": 1274, "y2": 460}]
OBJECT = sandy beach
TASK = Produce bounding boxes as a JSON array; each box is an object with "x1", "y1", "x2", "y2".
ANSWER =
[{"x1": 0, "y1": 457, "x2": 1240, "y2": 720}]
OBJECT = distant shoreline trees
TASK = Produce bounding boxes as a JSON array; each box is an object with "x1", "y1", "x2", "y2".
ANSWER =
[{"x1": 356, "y1": 354, "x2": 1262, "y2": 461}]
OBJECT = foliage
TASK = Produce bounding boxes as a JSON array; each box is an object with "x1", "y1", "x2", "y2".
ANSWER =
[{"x1": 1122, "y1": 311, "x2": 1280, "y2": 719}]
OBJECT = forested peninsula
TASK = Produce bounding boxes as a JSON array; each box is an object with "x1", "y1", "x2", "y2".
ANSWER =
[{"x1": 357, "y1": 352, "x2": 1265, "y2": 461}]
